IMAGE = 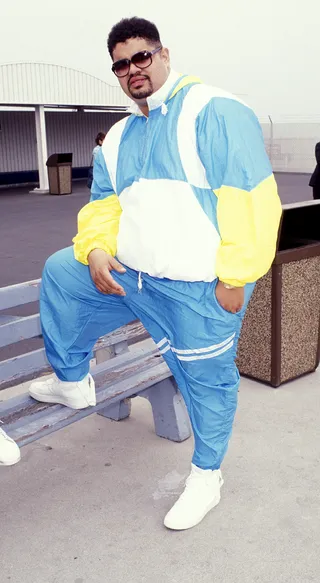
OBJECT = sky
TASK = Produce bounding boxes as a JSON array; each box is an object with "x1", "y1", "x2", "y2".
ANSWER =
[{"x1": 1, "y1": 0, "x2": 319, "y2": 118}]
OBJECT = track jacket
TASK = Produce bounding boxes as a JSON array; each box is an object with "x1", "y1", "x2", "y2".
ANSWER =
[{"x1": 73, "y1": 70, "x2": 282, "y2": 286}]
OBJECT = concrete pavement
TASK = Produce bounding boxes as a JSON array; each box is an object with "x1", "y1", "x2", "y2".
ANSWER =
[{"x1": 0, "y1": 369, "x2": 319, "y2": 583}]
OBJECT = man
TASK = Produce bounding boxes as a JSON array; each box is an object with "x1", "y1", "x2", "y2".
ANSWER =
[
  {"x1": 309, "y1": 142, "x2": 320, "y2": 199},
  {"x1": 29, "y1": 17, "x2": 282, "y2": 530}
]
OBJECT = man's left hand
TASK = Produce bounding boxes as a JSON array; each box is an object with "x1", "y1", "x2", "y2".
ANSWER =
[{"x1": 215, "y1": 281, "x2": 245, "y2": 314}]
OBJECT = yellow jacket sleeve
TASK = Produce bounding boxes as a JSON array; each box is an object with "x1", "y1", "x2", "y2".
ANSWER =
[
  {"x1": 196, "y1": 97, "x2": 282, "y2": 286},
  {"x1": 215, "y1": 175, "x2": 282, "y2": 286},
  {"x1": 72, "y1": 145, "x2": 122, "y2": 265},
  {"x1": 73, "y1": 195, "x2": 122, "y2": 265}
]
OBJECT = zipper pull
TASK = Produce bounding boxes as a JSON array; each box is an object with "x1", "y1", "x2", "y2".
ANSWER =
[
  {"x1": 138, "y1": 272, "x2": 143, "y2": 293},
  {"x1": 161, "y1": 103, "x2": 168, "y2": 116}
]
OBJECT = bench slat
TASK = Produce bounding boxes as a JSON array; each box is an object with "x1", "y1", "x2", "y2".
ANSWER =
[
  {"x1": 94, "y1": 320, "x2": 148, "y2": 349},
  {"x1": 0, "y1": 315, "x2": 21, "y2": 325},
  {"x1": 0, "y1": 280, "x2": 41, "y2": 310},
  {"x1": 0, "y1": 320, "x2": 150, "y2": 389},
  {"x1": 1, "y1": 345, "x2": 170, "y2": 446},
  {"x1": 11, "y1": 362, "x2": 170, "y2": 447},
  {"x1": 0, "y1": 316, "x2": 147, "y2": 351},
  {"x1": 0, "y1": 348, "x2": 49, "y2": 390},
  {"x1": 0, "y1": 314, "x2": 41, "y2": 348},
  {"x1": 0, "y1": 339, "x2": 156, "y2": 418}
]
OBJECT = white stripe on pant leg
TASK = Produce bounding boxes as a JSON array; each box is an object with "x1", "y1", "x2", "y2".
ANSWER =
[
  {"x1": 159, "y1": 345, "x2": 171, "y2": 355},
  {"x1": 175, "y1": 340, "x2": 234, "y2": 362},
  {"x1": 157, "y1": 337, "x2": 170, "y2": 349},
  {"x1": 171, "y1": 333, "x2": 236, "y2": 356}
]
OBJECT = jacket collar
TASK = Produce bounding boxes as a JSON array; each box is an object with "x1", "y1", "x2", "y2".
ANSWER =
[{"x1": 128, "y1": 69, "x2": 181, "y2": 116}]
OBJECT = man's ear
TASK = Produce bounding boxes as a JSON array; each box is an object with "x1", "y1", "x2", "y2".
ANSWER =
[{"x1": 161, "y1": 47, "x2": 170, "y2": 66}]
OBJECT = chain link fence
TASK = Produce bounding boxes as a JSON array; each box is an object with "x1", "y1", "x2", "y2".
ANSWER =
[{"x1": 260, "y1": 116, "x2": 320, "y2": 173}]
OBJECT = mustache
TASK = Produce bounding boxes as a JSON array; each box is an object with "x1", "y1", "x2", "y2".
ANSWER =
[{"x1": 128, "y1": 74, "x2": 150, "y2": 86}]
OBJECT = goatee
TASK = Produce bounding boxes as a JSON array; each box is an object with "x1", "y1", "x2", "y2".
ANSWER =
[{"x1": 128, "y1": 76, "x2": 153, "y2": 100}]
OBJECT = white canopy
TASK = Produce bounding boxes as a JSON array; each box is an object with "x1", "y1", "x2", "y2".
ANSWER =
[{"x1": 0, "y1": 62, "x2": 130, "y2": 109}]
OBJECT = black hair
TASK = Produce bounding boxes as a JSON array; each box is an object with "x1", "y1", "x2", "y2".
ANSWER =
[
  {"x1": 107, "y1": 17, "x2": 161, "y2": 57},
  {"x1": 95, "y1": 132, "x2": 106, "y2": 145}
]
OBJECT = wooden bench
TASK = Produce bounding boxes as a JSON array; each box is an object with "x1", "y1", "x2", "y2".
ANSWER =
[{"x1": 0, "y1": 279, "x2": 191, "y2": 448}]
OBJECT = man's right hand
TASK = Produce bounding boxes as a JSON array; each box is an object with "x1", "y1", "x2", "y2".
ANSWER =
[{"x1": 88, "y1": 249, "x2": 126, "y2": 295}]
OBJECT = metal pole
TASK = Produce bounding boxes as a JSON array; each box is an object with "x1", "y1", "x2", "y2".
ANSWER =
[
  {"x1": 30, "y1": 105, "x2": 49, "y2": 193},
  {"x1": 268, "y1": 115, "x2": 274, "y2": 167}
]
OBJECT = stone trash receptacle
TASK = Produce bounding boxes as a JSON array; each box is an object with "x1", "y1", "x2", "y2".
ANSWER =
[{"x1": 237, "y1": 200, "x2": 320, "y2": 388}]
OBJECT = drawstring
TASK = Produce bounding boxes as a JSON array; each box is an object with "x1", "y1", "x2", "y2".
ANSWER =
[
  {"x1": 138, "y1": 272, "x2": 143, "y2": 293},
  {"x1": 161, "y1": 103, "x2": 168, "y2": 116}
]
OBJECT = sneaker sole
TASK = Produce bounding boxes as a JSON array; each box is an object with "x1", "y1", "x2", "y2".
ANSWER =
[
  {"x1": 164, "y1": 478, "x2": 224, "y2": 531},
  {"x1": 29, "y1": 390, "x2": 96, "y2": 410},
  {"x1": 0, "y1": 455, "x2": 21, "y2": 466}
]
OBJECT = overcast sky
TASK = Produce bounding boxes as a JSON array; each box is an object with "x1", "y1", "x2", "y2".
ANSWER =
[{"x1": 1, "y1": 0, "x2": 319, "y2": 118}]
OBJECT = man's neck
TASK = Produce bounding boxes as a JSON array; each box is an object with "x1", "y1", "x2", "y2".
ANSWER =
[
  {"x1": 127, "y1": 91, "x2": 150, "y2": 116},
  {"x1": 137, "y1": 101, "x2": 149, "y2": 117}
]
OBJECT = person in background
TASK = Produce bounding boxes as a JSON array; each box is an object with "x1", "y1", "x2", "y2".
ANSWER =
[
  {"x1": 309, "y1": 142, "x2": 320, "y2": 199},
  {"x1": 29, "y1": 17, "x2": 282, "y2": 530},
  {"x1": 87, "y1": 132, "x2": 106, "y2": 189},
  {"x1": 92, "y1": 132, "x2": 106, "y2": 162},
  {"x1": 0, "y1": 426, "x2": 20, "y2": 466}
]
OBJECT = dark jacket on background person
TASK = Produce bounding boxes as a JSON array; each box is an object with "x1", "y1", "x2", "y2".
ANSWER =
[{"x1": 309, "y1": 142, "x2": 320, "y2": 199}]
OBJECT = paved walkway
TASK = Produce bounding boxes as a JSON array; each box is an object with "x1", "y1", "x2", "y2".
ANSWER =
[
  {"x1": 0, "y1": 182, "x2": 89, "y2": 287},
  {"x1": 0, "y1": 369, "x2": 319, "y2": 583}
]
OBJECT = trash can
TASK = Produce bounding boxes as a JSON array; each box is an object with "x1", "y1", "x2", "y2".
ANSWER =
[
  {"x1": 237, "y1": 200, "x2": 320, "y2": 387},
  {"x1": 46, "y1": 153, "x2": 73, "y2": 195}
]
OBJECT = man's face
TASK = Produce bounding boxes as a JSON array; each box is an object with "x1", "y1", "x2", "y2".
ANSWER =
[{"x1": 112, "y1": 37, "x2": 170, "y2": 104}]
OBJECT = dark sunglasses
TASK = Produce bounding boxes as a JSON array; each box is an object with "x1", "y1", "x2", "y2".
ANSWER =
[{"x1": 112, "y1": 46, "x2": 162, "y2": 78}]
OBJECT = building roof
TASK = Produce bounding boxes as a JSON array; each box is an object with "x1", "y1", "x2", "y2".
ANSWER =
[{"x1": 0, "y1": 62, "x2": 130, "y2": 110}]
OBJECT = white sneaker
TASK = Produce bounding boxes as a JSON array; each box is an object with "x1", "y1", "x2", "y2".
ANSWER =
[
  {"x1": 0, "y1": 427, "x2": 21, "y2": 466},
  {"x1": 29, "y1": 373, "x2": 96, "y2": 409},
  {"x1": 164, "y1": 464, "x2": 224, "y2": 530}
]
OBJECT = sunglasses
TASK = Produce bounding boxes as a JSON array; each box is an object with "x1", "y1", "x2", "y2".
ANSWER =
[{"x1": 112, "y1": 46, "x2": 162, "y2": 78}]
